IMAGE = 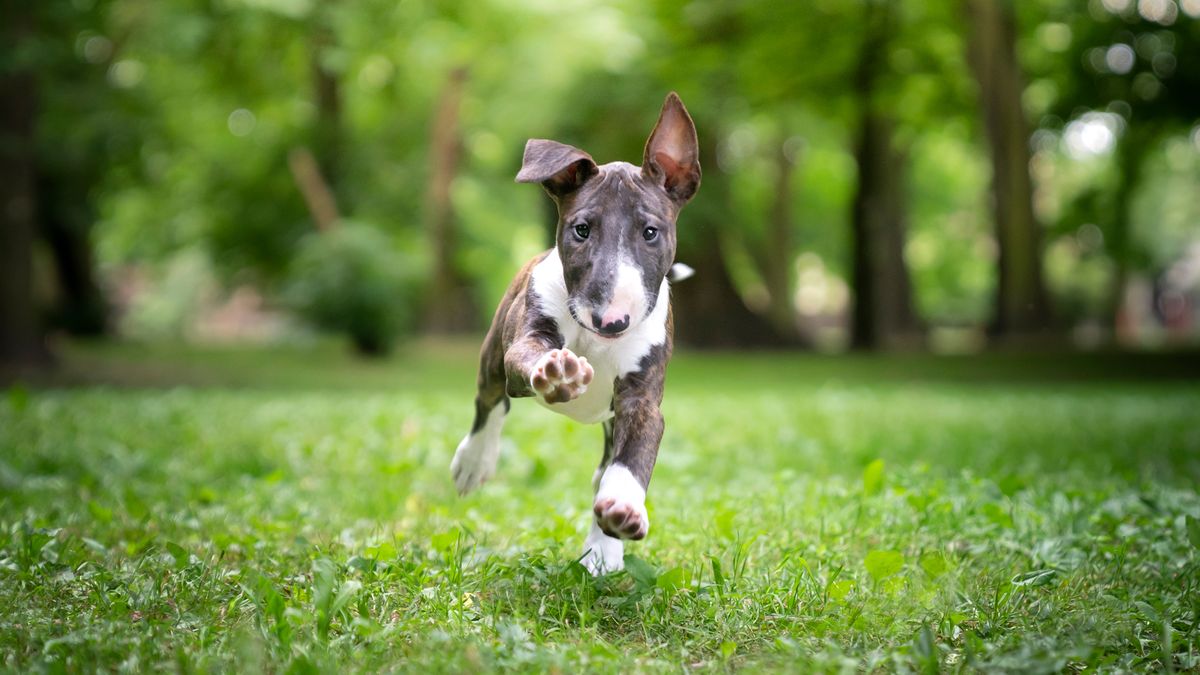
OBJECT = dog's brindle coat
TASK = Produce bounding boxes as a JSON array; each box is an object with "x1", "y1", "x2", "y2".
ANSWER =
[{"x1": 451, "y1": 93, "x2": 701, "y2": 575}]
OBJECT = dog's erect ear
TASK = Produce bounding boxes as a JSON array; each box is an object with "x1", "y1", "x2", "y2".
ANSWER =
[
  {"x1": 515, "y1": 139, "x2": 598, "y2": 197},
  {"x1": 642, "y1": 92, "x2": 701, "y2": 205}
]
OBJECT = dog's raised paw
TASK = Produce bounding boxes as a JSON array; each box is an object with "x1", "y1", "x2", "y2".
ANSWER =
[{"x1": 530, "y1": 349, "x2": 594, "y2": 404}]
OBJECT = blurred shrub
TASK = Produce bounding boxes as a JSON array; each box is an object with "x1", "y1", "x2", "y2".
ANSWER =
[{"x1": 285, "y1": 224, "x2": 419, "y2": 356}]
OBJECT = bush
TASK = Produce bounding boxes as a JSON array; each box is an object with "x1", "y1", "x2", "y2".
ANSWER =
[{"x1": 284, "y1": 224, "x2": 419, "y2": 356}]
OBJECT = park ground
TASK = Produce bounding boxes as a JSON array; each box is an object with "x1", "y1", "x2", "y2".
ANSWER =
[{"x1": 2, "y1": 341, "x2": 1200, "y2": 672}]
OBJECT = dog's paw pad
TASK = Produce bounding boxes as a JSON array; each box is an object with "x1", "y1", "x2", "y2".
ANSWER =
[
  {"x1": 531, "y1": 349, "x2": 594, "y2": 403},
  {"x1": 593, "y1": 497, "x2": 649, "y2": 540}
]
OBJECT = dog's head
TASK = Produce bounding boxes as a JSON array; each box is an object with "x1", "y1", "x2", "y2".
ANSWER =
[{"x1": 516, "y1": 93, "x2": 701, "y2": 339}]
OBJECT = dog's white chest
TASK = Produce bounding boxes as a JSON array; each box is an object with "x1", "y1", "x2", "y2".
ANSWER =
[{"x1": 529, "y1": 250, "x2": 669, "y2": 425}]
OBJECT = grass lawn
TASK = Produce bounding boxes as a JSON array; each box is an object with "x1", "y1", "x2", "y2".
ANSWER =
[{"x1": 3, "y1": 341, "x2": 1200, "y2": 672}]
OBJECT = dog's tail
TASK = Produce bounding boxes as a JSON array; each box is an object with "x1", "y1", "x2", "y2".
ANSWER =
[{"x1": 667, "y1": 263, "x2": 695, "y2": 283}]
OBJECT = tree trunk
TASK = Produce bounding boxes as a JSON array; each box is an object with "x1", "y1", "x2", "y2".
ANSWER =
[
  {"x1": 310, "y1": 11, "x2": 342, "y2": 196},
  {"x1": 850, "y1": 114, "x2": 919, "y2": 350},
  {"x1": 288, "y1": 147, "x2": 341, "y2": 232},
  {"x1": 760, "y1": 138, "x2": 803, "y2": 340},
  {"x1": 965, "y1": 0, "x2": 1052, "y2": 338},
  {"x1": 672, "y1": 129, "x2": 795, "y2": 348},
  {"x1": 38, "y1": 173, "x2": 109, "y2": 336},
  {"x1": 0, "y1": 11, "x2": 49, "y2": 371},
  {"x1": 849, "y1": 1, "x2": 919, "y2": 351},
  {"x1": 1109, "y1": 130, "x2": 1150, "y2": 344},
  {"x1": 423, "y1": 67, "x2": 478, "y2": 333}
]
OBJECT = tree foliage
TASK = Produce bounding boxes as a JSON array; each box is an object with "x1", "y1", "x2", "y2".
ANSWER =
[{"x1": 4, "y1": 0, "x2": 1199, "y2": 358}]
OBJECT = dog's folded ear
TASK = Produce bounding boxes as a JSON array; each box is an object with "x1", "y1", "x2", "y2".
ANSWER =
[
  {"x1": 515, "y1": 139, "x2": 598, "y2": 198},
  {"x1": 642, "y1": 92, "x2": 701, "y2": 206}
]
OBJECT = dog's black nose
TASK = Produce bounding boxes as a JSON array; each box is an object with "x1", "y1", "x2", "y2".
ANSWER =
[{"x1": 592, "y1": 312, "x2": 630, "y2": 336}]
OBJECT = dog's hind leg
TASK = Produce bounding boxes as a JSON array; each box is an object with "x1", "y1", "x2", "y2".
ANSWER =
[
  {"x1": 581, "y1": 419, "x2": 625, "y2": 575},
  {"x1": 451, "y1": 332, "x2": 510, "y2": 496}
]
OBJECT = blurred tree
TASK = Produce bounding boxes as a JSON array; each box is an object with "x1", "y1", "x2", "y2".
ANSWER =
[
  {"x1": 2, "y1": 0, "x2": 131, "y2": 368},
  {"x1": 309, "y1": 1, "x2": 343, "y2": 198},
  {"x1": 1034, "y1": 0, "x2": 1200, "y2": 330},
  {"x1": 424, "y1": 66, "x2": 478, "y2": 333},
  {"x1": 94, "y1": 0, "x2": 328, "y2": 280},
  {"x1": 641, "y1": 0, "x2": 809, "y2": 347},
  {"x1": 761, "y1": 137, "x2": 800, "y2": 338},
  {"x1": 288, "y1": 147, "x2": 341, "y2": 232},
  {"x1": 286, "y1": 2, "x2": 346, "y2": 235},
  {"x1": 14, "y1": 0, "x2": 1192, "y2": 353},
  {"x1": 38, "y1": 169, "x2": 109, "y2": 336},
  {"x1": 731, "y1": 0, "x2": 951, "y2": 348},
  {"x1": 849, "y1": 0, "x2": 920, "y2": 350},
  {"x1": 0, "y1": 0, "x2": 47, "y2": 368},
  {"x1": 966, "y1": 0, "x2": 1053, "y2": 337},
  {"x1": 34, "y1": 8, "x2": 115, "y2": 339},
  {"x1": 677, "y1": 121, "x2": 799, "y2": 347}
]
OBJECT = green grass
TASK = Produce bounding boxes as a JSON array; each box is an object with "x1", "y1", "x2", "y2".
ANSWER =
[{"x1": 3, "y1": 342, "x2": 1200, "y2": 672}]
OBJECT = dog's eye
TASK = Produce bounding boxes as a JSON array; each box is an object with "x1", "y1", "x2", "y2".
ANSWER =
[
  {"x1": 643, "y1": 226, "x2": 658, "y2": 242},
  {"x1": 573, "y1": 223, "x2": 590, "y2": 240}
]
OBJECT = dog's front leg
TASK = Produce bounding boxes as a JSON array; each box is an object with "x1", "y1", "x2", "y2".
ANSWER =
[
  {"x1": 593, "y1": 401, "x2": 661, "y2": 541},
  {"x1": 582, "y1": 420, "x2": 624, "y2": 575},
  {"x1": 503, "y1": 335, "x2": 594, "y2": 403},
  {"x1": 589, "y1": 350, "x2": 667, "y2": 568}
]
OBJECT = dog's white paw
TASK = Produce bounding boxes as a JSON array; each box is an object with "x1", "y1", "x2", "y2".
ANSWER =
[
  {"x1": 581, "y1": 521, "x2": 624, "y2": 575},
  {"x1": 530, "y1": 349, "x2": 594, "y2": 404},
  {"x1": 450, "y1": 406, "x2": 505, "y2": 496},
  {"x1": 593, "y1": 465, "x2": 649, "y2": 540}
]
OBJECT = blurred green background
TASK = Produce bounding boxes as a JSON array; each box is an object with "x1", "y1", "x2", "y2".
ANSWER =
[
  {"x1": 5, "y1": 3, "x2": 1200, "y2": 670},
  {"x1": 3, "y1": 0, "x2": 1200, "y2": 365}
]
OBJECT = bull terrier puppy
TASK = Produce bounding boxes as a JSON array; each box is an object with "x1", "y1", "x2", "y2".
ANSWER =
[{"x1": 451, "y1": 93, "x2": 701, "y2": 575}]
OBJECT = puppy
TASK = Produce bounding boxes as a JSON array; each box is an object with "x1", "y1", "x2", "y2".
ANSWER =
[{"x1": 451, "y1": 93, "x2": 700, "y2": 575}]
